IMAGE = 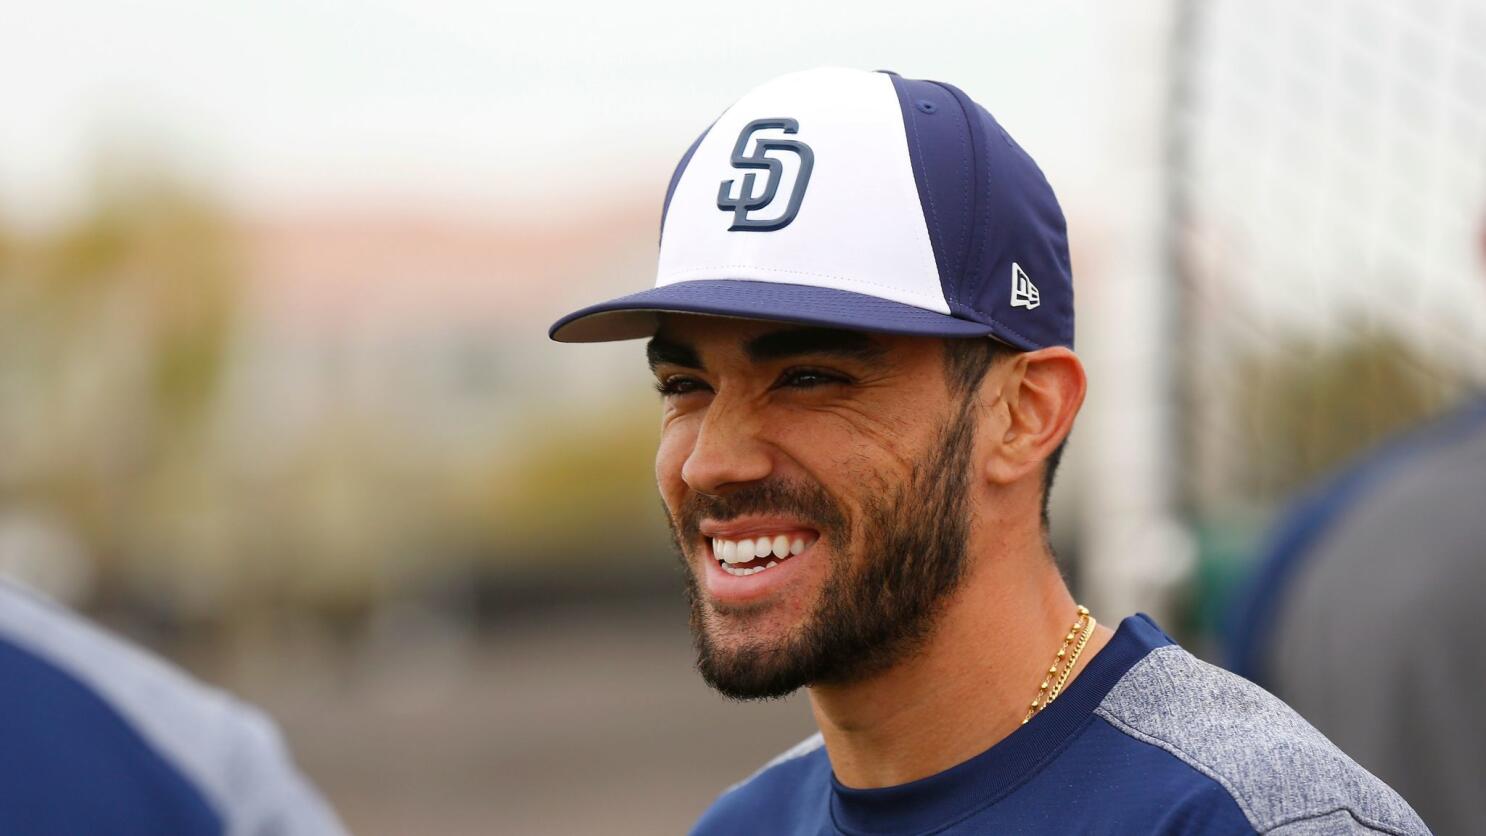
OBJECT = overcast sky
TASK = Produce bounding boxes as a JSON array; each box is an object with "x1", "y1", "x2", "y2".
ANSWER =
[{"x1": 1, "y1": 0, "x2": 1140, "y2": 224}]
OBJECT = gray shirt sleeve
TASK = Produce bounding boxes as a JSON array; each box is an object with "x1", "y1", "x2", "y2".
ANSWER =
[
  {"x1": 0, "y1": 580, "x2": 347, "y2": 835},
  {"x1": 1097, "y1": 645, "x2": 1429, "y2": 835}
]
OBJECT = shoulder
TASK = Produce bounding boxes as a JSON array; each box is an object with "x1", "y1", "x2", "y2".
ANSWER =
[
  {"x1": 0, "y1": 580, "x2": 344, "y2": 835},
  {"x1": 1095, "y1": 644, "x2": 1428, "y2": 835},
  {"x1": 690, "y1": 733, "x2": 830, "y2": 836},
  {"x1": 1228, "y1": 397, "x2": 1486, "y2": 678}
]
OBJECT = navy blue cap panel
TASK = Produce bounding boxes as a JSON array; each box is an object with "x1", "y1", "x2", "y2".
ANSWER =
[
  {"x1": 889, "y1": 73, "x2": 1075, "y2": 350},
  {"x1": 934, "y1": 81, "x2": 993, "y2": 320},
  {"x1": 886, "y1": 73, "x2": 976, "y2": 303},
  {"x1": 549, "y1": 280, "x2": 995, "y2": 343},
  {"x1": 966, "y1": 101, "x2": 1075, "y2": 350}
]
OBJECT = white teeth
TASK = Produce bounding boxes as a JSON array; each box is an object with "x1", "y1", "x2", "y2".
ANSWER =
[{"x1": 712, "y1": 533, "x2": 816, "y2": 571}]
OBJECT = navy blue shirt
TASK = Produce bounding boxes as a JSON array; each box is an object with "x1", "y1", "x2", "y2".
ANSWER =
[{"x1": 692, "y1": 615, "x2": 1426, "y2": 835}]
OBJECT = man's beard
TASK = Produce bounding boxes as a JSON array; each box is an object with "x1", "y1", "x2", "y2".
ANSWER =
[{"x1": 670, "y1": 401, "x2": 978, "y2": 700}]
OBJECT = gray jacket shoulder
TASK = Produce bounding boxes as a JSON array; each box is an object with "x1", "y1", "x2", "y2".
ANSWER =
[
  {"x1": 1095, "y1": 644, "x2": 1428, "y2": 835},
  {"x1": 0, "y1": 580, "x2": 346, "y2": 836}
]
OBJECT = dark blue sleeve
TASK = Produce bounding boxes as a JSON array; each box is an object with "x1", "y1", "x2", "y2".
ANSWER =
[
  {"x1": 690, "y1": 747, "x2": 833, "y2": 836},
  {"x1": 0, "y1": 637, "x2": 222, "y2": 836}
]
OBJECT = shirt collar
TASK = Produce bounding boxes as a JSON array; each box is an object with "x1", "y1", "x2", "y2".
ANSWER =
[{"x1": 829, "y1": 613, "x2": 1173, "y2": 835}]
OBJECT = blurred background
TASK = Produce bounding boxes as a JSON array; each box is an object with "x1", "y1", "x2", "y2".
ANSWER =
[{"x1": 1, "y1": 1, "x2": 1482, "y2": 833}]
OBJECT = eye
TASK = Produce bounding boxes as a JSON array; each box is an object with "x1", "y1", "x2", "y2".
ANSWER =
[
  {"x1": 655, "y1": 375, "x2": 712, "y2": 397},
  {"x1": 775, "y1": 368, "x2": 852, "y2": 390}
]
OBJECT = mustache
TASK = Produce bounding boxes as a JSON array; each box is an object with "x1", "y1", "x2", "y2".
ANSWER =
[{"x1": 674, "y1": 480, "x2": 850, "y2": 543}]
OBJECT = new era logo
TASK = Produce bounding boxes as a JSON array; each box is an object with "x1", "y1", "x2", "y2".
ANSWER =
[{"x1": 1010, "y1": 262, "x2": 1040, "y2": 310}]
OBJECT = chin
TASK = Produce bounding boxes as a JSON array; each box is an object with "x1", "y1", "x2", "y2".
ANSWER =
[
  {"x1": 698, "y1": 606, "x2": 799, "y2": 656},
  {"x1": 695, "y1": 640, "x2": 813, "y2": 701},
  {"x1": 690, "y1": 602, "x2": 818, "y2": 700}
]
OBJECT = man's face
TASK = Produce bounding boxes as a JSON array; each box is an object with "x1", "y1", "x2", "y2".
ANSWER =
[{"x1": 650, "y1": 316, "x2": 987, "y2": 699}]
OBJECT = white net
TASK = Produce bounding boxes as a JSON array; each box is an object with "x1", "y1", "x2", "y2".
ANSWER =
[{"x1": 1169, "y1": 0, "x2": 1486, "y2": 523}]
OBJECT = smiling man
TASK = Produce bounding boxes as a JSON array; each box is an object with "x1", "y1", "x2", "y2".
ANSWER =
[{"x1": 550, "y1": 68, "x2": 1426, "y2": 835}]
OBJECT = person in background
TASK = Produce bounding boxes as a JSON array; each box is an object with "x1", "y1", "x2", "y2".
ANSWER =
[
  {"x1": 0, "y1": 577, "x2": 346, "y2": 835},
  {"x1": 1226, "y1": 222, "x2": 1486, "y2": 835},
  {"x1": 1225, "y1": 397, "x2": 1486, "y2": 835}
]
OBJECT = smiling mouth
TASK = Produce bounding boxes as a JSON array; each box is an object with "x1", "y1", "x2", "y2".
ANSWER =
[{"x1": 709, "y1": 533, "x2": 819, "y2": 577}]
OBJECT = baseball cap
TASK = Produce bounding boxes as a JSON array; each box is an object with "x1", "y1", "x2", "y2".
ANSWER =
[{"x1": 549, "y1": 67, "x2": 1074, "y2": 350}]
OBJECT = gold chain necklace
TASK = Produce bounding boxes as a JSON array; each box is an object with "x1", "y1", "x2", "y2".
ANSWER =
[{"x1": 1022, "y1": 605, "x2": 1095, "y2": 725}]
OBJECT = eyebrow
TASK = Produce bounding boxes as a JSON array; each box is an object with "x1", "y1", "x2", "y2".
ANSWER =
[
  {"x1": 743, "y1": 327, "x2": 888, "y2": 364},
  {"x1": 645, "y1": 326, "x2": 887, "y2": 373},
  {"x1": 646, "y1": 336, "x2": 703, "y2": 371}
]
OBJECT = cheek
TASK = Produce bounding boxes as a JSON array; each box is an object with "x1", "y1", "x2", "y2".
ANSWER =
[
  {"x1": 655, "y1": 419, "x2": 697, "y2": 506},
  {"x1": 774, "y1": 417, "x2": 911, "y2": 498}
]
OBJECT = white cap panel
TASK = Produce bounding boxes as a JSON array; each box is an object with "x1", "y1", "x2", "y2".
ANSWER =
[{"x1": 656, "y1": 68, "x2": 948, "y2": 314}]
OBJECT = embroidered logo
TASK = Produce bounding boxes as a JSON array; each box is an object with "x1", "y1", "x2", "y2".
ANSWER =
[
  {"x1": 1010, "y1": 262, "x2": 1041, "y2": 310},
  {"x1": 717, "y1": 118, "x2": 814, "y2": 231}
]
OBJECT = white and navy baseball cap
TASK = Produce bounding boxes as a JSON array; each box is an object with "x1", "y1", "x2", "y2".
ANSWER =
[{"x1": 549, "y1": 67, "x2": 1073, "y2": 350}]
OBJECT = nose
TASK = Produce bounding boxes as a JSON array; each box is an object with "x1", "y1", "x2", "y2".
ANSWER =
[{"x1": 681, "y1": 399, "x2": 774, "y2": 495}]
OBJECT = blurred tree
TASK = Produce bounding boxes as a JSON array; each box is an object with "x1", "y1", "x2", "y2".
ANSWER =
[
  {"x1": 1230, "y1": 327, "x2": 1463, "y2": 504},
  {"x1": 0, "y1": 153, "x2": 675, "y2": 643},
  {"x1": 1181, "y1": 325, "x2": 1466, "y2": 647},
  {"x1": 0, "y1": 150, "x2": 239, "y2": 625},
  {"x1": 492, "y1": 403, "x2": 670, "y2": 568}
]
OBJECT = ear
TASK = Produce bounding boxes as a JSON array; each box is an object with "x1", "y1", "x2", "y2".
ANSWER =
[{"x1": 983, "y1": 347, "x2": 1086, "y2": 487}]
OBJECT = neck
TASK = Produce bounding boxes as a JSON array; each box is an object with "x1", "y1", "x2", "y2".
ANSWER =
[{"x1": 807, "y1": 539, "x2": 1114, "y2": 789}]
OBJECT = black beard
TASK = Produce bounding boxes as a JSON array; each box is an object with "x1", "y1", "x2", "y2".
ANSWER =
[{"x1": 669, "y1": 402, "x2": 978, "y2": 700}]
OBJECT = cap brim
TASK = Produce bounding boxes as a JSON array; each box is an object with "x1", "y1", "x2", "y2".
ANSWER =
[{"x1": 549, "y1": 279, "x2": 995, "y2": 343}]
